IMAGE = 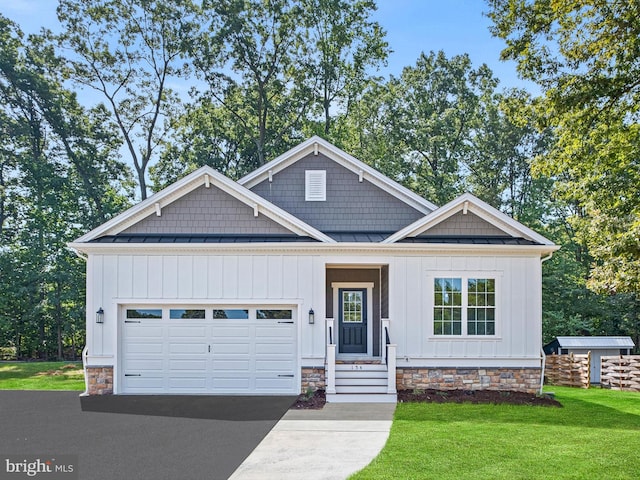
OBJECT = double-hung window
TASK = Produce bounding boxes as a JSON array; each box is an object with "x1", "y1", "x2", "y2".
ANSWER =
[{"x1": 433, "y1": 277, "x2": 496, "y2": 336}]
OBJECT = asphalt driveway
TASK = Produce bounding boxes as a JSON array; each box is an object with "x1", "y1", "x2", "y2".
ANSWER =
[{"x1": 0, "y1": 391, "x2": 295, "y2": 480}]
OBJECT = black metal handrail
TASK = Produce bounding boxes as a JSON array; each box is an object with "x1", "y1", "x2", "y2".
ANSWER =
[
  {"x1": 329, "y1": 325, "x2": 333, "y2": 345},
  {"x1": 384, "y1": 325, "x2": 390, "y2": 365}
]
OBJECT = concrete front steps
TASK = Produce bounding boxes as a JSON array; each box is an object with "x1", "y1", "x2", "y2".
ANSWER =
[{"x1": 327, "y1": 363, "x2": 397, "y2": 403}]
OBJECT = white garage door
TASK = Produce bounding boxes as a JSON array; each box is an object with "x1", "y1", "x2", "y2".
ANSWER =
[{"x1": 121, "y1": 306, "x2": 298, "y2": 394}]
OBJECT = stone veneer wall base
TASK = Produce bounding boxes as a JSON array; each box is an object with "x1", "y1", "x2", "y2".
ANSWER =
[
  {"x1": 86, "y1": 366, "x2": 113, "y2": 395},
  {"x1": 85, "y1": 365, "x2": 539, "y2": 395},
  {"x1": 301, "y1": 367, "x2": 325, "y2": 391},
  {"x1": 396, "y1": 367, "x2": 541, "y2": 394}
]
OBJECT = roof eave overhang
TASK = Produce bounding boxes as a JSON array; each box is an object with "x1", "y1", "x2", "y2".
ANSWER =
[{"x1": 68, "y1": 241, "x2": 560, "y2": 256}]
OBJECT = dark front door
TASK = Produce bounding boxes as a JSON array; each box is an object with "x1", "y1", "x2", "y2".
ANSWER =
[{"x1": 338, "y1": 288, "x2": 367, "y2": 354}]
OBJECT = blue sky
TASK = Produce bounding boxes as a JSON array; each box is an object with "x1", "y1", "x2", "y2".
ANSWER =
[{"x1": 0, "y1": 0, "x2": 534, "y2": 93}]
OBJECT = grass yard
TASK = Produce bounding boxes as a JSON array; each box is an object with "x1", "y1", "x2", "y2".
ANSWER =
[
  {"x1": 351, "y1": 387, "x2": 640, "y2": 480},
  {"x1": 0, "y1": 361, "x2": 84, "y2": 391}
]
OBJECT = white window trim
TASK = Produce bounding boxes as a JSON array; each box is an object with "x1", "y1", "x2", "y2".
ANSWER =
[
  {"x1": 427, "y1": 272, "x2": 501, "y2": 339},
  {"x1": 305, "y1": 170, "x2": 326, "y2": 201}
]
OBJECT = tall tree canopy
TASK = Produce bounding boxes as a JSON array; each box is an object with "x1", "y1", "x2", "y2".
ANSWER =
[
  {"x1": 389, "y1": 52, "x2": 497, "y2": 204},
  {"x1": 190, "y1": 0, "x2": 313, "y2": 170},
  {"x1": 56, "y1": 0, "x2": 196, "y2": 199},
  {"x1": 487, "y1": 0, "x2": 640, "y2": 294},
  {"x1": 342, "y1": 51, "x2": 530, "y2": 208},
  {"x1": 151, "y1": 0, "x2": 388, "y2": 188},
  {"x1": 0, "y1": 14, "x2": 130, "y2": 359},
  {"x1": 301, "y1": 0, "x2": 389, "y2": 135}
]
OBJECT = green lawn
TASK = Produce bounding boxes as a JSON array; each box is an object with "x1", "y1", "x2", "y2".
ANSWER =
[
  {"x1": 0, "y1": 361, "x2": 84, "y2": 390},
  {"x1": 351, "y1": 387, "x2": 640, "y2": 480}
]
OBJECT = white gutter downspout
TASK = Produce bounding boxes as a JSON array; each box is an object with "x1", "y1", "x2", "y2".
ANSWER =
[
  {"x1": 539, "y1": 348, "x2": 546, "y2": 395},
  {"x1": 539, "y1": 252, "x2": 553, "y2": 394},
  {"x1": 70, "y1": 247, "x2": 90, "y2": 396},
  {"x1": 80, "y1": 345, "x2": 90, "y2": 397}
]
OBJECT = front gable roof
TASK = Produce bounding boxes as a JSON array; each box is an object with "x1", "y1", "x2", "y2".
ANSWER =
[
  {"x1": 73, "y1": 166, "x2": 335, "y2": 244},
  {"x1": 238, "y1": 136, "x2": 438, "y2": 214},
  {"x1": 384, "y1": 193, "x2": 556, "y2": 246},
  {"x1": 71, "y1": 140, "x2": 557, "y2": 254}
]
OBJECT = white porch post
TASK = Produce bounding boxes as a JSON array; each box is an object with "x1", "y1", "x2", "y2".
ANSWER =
[
  {"x1": 382, "y1": 319, "x2": 396, "y2": 394},
  {"x1": 326, "y1": 318, "x2": 336, "y2": 395},
  {"x1": 387, "y1": 344, "x2": 397, "y2": 394}
]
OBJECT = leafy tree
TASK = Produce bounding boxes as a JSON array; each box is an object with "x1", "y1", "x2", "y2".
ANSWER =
[
  {"x1": 150, "y1": 95, "x2": 257, "y2": 188},
  {"x1": 330, "y1": 79, "x2": 418, "y2": 185},
  {"x1": 191, "y1": 0, "x2": 313, "y2": 169},
  {"x1": 487, "y1": 0, "x2": 640, "y2": 295},
  {"x1": 340, "y1": 52, "x2": 499, "y2": 206},
  {"x1": 0, "y1": 15, "x2": 130, "y2": 358},
  {"x1": 300, "y1": 0, "x2": 389, "y2": 135},
  {"x1": 56, "y1": 0, "x2": 195, "y2": 199},
  {"x1": 466, "y1": 89, "x2": 553, "y2": 225}
]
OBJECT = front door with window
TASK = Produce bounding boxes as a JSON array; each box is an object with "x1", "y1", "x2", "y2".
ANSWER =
[{"x1": 338, "y1": 288, "x2": 367, "y2": 354}]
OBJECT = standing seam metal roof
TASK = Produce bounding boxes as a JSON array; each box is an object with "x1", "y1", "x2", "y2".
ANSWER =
[{"x1": 553, "y1": 336, "x2": 635, "y2": 348}]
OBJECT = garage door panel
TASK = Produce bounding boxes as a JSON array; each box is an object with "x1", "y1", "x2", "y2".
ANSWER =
[
  {"x1": 168, "y1": 377, "x2": 207, "y2": 390},
  {"x1": 255, "y1": 359, "x2": 295, "y2": 371},
  {"x1": 125, "y1": 326, "x2": 163, "y2": 338},
  {"x1": 212, "y1": 377, "x2": 251, "y2": 390},
  {"x1": 124, "y1": 359, "x2": 164, "y2": 371},
  {"x1": 255, "y1": 343, "x2": 294, "y2": 355},
  {"x1": 122, "y1": 305, "x2": 297, "y2": 395},
  {"x1": 168, "y1": 326, "x2": 206, "y2": 337},
  {"x1": 169, "y1": 359, "x2": 207, "y2": 371},
  {"x1": 123, "y1": 375, "x2": 164, "y2": 390},
  {"x1": 213, "y1": 359, "x2": 251, "y2": 371},
  {"x1": 255, "y1": 326, "x2": 294, "y2": 338},
  {"x1": 169, "y1": 343, "x2": 207, "y2": 354},
  {"x1": 214, "y1": 326, "x2": 251, "y2": 337},
  {"x1": 126, "y1": 342, "x2": 164, "y2": 354},
  {"x1": 213, "y1": 343, "x2": 250, "y2": 354},
  {"x1": 255, "y1": 377, "x2": 295, "y2": 391}
]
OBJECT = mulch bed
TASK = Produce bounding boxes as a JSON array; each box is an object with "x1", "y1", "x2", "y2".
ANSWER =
[
  {"x1": 291, "y1": 389, "x2": 326, "y2": 409},
  {"x1": 291, "y1": 388, "x2": 561, "y2": 409},
  {"x1": 398, "y1": 388, "x2": 562, "y2": 407}
]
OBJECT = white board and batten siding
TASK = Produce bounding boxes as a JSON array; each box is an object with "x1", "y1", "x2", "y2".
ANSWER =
[
  {"x1": 86, "y1": 251, "x2": 544, "y2": 393},
  {"x1": 87, "y1": 253, "x2": 326, "y2": 394},
  {"x1": 388, "y1": 254, "x2": 542, "y2": 368}
]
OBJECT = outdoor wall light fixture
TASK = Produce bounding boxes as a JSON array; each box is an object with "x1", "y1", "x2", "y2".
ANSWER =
[
  {"x1": 96, "y1": 308, "x2": 104, "y2": 324},
  {"x1": 308, "y1": 308, "x2": 315, "y2": 324}
]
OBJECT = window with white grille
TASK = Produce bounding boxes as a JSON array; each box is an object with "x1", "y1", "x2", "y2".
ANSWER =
[
  {"x1": 433, "y1": 277, "x2": 497, "y2": 336},
  {"x1": 305, "y1": 170, "x2": 326, "y2": 201}
]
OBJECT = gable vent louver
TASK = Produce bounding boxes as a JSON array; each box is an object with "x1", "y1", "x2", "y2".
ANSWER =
[{"x1": 305, "y1": 170, "x2": 326, "y2": 201}]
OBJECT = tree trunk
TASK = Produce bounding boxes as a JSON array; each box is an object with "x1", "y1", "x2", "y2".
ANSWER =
[
  {"x1": 56, "y1": 281, "x2": 63, "y2": 360},
  {"x1": 57, "y1": 323, "x2": 63, "y2": 361},
  {"x1": 324, "y1": 96, "x2": 331, "y2": 135},
  {"x1": 136, "y1": 166, "x2": 148, "y2": 200}
]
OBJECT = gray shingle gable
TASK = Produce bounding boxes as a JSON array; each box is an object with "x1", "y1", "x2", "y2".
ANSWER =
[
  {"x1": 416, "y1": 210, "x2": 508, "y2": 237},
  {"x1": 121, "y1": 184, "x2": 293, "y2": 235},
  {"x1": 250, "y1": 153, "x2": 424, "y2": 232}
]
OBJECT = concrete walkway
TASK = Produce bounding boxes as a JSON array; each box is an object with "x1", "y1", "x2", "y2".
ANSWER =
[{"x1": 229, "y1": 403, "x2": 396, "y2": 480}]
